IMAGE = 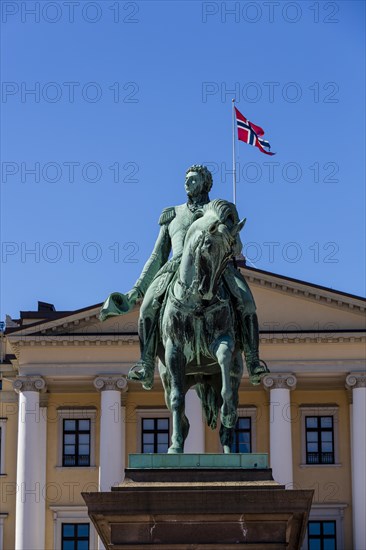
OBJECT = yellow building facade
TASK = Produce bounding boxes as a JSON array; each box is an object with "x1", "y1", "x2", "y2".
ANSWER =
[{"x1": 1, "y1": 267, "x2": 365, "y2": 550}]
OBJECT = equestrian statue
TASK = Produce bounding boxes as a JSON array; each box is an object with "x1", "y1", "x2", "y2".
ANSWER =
[{"x1": 100, "y1": 165, "x2": 269, "y2": 453}]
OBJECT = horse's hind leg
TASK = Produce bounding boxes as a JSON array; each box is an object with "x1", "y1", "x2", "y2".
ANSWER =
[
  {"x1": 220, "y1": 424, "x2": 234, "y2": 454},
  {"x1": 214, "y1": 337, "x2": 237, "y2": 429},
  {"x1": 165, "y1": 339, "x2": 187, "y2": 454}
]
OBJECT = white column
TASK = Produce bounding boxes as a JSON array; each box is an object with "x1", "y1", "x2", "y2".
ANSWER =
[
  {"x1": 346, "y1": 373, "x2": 366, "y2": 550},
  {"x1": 184, "y1": 388, "x2": 205, "y2": 453},
  {"x1": 94, "y1": 376, "x2": 128, "y2": 491},
  {"x1": 94, "y1": 376, "x2": 128, "y2": 550},
  {"x1": 262, "y1": 373, "x2": 297, "y2": 487},
  {"x1": 13, "y1": 376, "x2": 47, "y2": 550}
]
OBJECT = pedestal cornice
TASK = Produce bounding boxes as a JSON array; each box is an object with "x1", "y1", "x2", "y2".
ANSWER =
[
  {"x1": 262, "y1": 373, "x2": 297, "y2": 391},
  {"x1": 13, "y1": 376, "x2": 46, "y2": 393},
  {"x1": 346, "y1": 372, "x2": 366, "y2": 390},
  {"x1": 94, "y1": 376, "x2": 128, "y2": 392}
]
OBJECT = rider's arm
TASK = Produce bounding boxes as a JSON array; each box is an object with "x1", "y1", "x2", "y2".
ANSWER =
[{"x1": 132, "y1": 207, "x2": 174, "y2": 299}]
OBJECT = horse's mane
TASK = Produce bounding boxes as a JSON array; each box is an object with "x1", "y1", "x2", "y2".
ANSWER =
[{"x1": 205, "y1": 199, "x2": 239, "y2": 227}]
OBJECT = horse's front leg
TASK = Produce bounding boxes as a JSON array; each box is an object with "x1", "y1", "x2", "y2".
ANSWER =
[
  {"x1": 165, "y1": 338, "x2": 187, "y2": 454},
  {"x1": 214, "y1": 337, "x2": 237, "y2": 429}
]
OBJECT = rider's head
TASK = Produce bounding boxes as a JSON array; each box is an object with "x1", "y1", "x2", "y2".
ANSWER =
[{"x1": 185, "y1": 165, "x2": 213, "y2": 197}]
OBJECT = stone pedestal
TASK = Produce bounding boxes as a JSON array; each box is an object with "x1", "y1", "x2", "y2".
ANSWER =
[{"x1": 83, "y1": 454, "x2": 313, "y2": 549}]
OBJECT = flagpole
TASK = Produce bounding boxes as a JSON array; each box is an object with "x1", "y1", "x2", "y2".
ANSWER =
[{"x1": 232, "y1": 98, "x2": 237, "y2": 205}]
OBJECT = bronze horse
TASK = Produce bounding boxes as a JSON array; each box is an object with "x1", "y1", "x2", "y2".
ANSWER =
[{"x1": 157, "y1": 200, "x2": 246, "y2": 453}]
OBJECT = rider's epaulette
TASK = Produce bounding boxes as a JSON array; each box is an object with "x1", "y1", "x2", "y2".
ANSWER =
[{"x1": 159, "y1": 206, "x2": 176, "y2": 226}]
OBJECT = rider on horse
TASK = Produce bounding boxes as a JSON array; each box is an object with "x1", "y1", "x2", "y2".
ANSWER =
[{"x1": 100, "y1": 165, "x2": 268, "y2": 389}]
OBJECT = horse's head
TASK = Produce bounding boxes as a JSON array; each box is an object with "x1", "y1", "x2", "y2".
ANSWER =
[{"x1": 181, "y1": 200, "x2": 246, "y2": 301}]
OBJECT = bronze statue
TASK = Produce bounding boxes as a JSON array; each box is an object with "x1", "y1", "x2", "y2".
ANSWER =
[{"x1": 100, "y1": 165, "x2": 269, "y2": 452}]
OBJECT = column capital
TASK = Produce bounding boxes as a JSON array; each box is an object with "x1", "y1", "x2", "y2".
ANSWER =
[
  {"x1": 13, "y1": 376, "x2": 46, "y2": 394},
  {"x1": 346, "y1": 372, "x2": 366, "y2": 390},
  {"x1": 262, "y1": 373, "x2": 297, "y2": 391},
  {"x1": 94, "y1": 375, "x2": 128, "y2": 392}
]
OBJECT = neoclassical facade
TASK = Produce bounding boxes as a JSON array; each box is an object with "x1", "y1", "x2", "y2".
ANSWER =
[{"x1": 0, "y1": 266, "x2": 365, "y2": 550}]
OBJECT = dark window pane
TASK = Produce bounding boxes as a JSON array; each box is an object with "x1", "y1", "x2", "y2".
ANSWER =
[
  {"x1": 77, "y1": 542, "x2": 89, "y2": 550},
  {"x1": 238, "y1": 432, "x2": 250, "y2": 443},
  {"x1": 321, "y1": 417, "x2": 333, "y2": 428},
  {"x1": 309, "y1": 541, "x2": 321, "y2": 550},
  {"x1": 157, "y1": 433, "x2": 169, "y2": 443},
  {"x1": 308, "y1": 443, "x2": 318, "y2": 452},
  {"x1": 64, "y1": 420, "x2": 76, "y2": 431},
  {"x1": 78, "y1": 445, "x2": 90, "y2": 455},
  {"x1": 142, "y1": 419, "x2": 154, "y2": 430},
  {"x1": 158, "y1": 444, "x2": 168, "y2": 453},
  {"x1": 64, "y1": 445, "x2": 75, "y2": 455},
  {"x1": 306, "y1": 417, "x2": 318, "y2": 428},
  {"x1": 321, "y1": 442, "x2": 333, "y2": 452},
  {"x1": 143, "y1": 433, "x2": 154, "y2": 444},
  {"x1": 77, "y1": 524, "x2": 89, "y2": 536},
  {"x1": 62, "y1": 542, "x2": 74, "y2": 550},
  {"x1": 323, "y1": 522, "x2": 335, "y2": 535},
  {"x1": 78, "y1": 420, "x2": 90, "y2": 431},
  {"x1": 308, "y1": 522, "x2": 321, "y2": 535},
  {"x1": 62, "y1": 524, "x2": 75, "y2": 537},
  {"x1": 79, "y1": 434, "x2": 90, "y2": 444},
  {"x1": 238, "y1": 418, "x2": 250, "y2": 429},
  {"x1": 157, "y1": 418, "x2": 169, "y2": 430},
  {"x1": 65, "y1": 434, "x2": 75, "y2": 444},
  {"x1": 307, "y1": 432, "x2": 318, "y2": 442},
  {"x1": 240, "y1": 443, "x2": 250, "y2": 453},
  {"x1": 143, "y1": 444, "x2": 154, "y2": 453}
]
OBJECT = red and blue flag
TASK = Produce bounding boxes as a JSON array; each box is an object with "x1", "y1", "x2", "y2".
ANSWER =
[{"x1": 235, "y1": 107, "x2": 275, "y2": 156}]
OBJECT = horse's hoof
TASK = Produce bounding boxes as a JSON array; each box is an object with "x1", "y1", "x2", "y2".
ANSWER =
[
  {"x1": 127, "y1": 361, "x2": 154, "y2": 390},
  {"x1": 168, "y1": 446, "x2": 183, "y2": 454},
  {"x1": 248, "y1": 360, "x2": 270, "y2": 385}
]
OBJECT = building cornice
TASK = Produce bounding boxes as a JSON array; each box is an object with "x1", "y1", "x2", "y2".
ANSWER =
[{"x1": 243, "y1": 269, "x2": 365, "y2": 314}]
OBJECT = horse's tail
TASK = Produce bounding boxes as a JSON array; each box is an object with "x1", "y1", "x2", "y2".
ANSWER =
[{"x1": 195, "y1": 381, "x2": 220, "y2": 430}]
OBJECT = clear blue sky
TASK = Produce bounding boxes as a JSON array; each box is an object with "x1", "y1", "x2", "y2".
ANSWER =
[{"x1": 1, "y1": 0, "x2": 365, "y2": 319}]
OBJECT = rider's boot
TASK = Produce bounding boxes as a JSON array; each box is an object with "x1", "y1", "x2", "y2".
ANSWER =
[
  {"x1": 127, "y1": 317, "x2": 157, "y2": 390},
  {"x1": 242, "y1": 313, "x2": 269, "y2": 385}
]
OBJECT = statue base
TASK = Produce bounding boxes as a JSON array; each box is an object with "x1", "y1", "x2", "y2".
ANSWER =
[{"x1": 82, "y1": 454, "x2": 313, "y2": 549}]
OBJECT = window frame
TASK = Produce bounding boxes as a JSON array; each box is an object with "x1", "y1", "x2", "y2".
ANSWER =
[
  {"x1": 61, "y1": 522, "x2": 89, "y2": 549},
  {"x1": 233, "y1": 407, "x2": 257, "y2": 453},
  {"x1": 49, "y1": 506, "x2": 96, "y2": 550},
  {"x1": 141, "y1": 417, "x2": 170, "y2": 454},
  {"x1": 301, "y1": 504, "x2": 346, "y2": 550},
  {"x1": 135, "y1": 408, "x2": 171, "y2": 454},
  {"x1": 307, "y1": 519, "x2": 337, "y2": 550},
  {"x1": 299, "y1": 406, "x2": 340, "y2": 467},
  {"x1": 231, "y1": 416, "x2": 252, "y2": 454},
  {"x1": 305, "y1": 415, "x2": 335, "y2": 465},
  {"x1": 62, "y1": 418, "x2": 91, "y2": 467},
  {"x1": 57, "y1": 409, "x2": 96, "y2": 468}
]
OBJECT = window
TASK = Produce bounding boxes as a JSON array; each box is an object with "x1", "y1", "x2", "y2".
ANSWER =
[
  {"x1": 300, "y1": 406, "x2": 339, "y2": 467},
  {"x1": 305, "y1": 416, "x2": 334, "y2": 464},
  {"x1": 63, "y1": 419, "x2": 90, "y2": 467},
  {"x1": 142, "y1": 418, "x2": 169, "y2": 453},
  {"x1": 231, "y1": 417, "x2": 251, "y2": 453},
  {"x1": 57, "y1": 409, "x2": 96, "y2": 468},
  {"x1": 308, "y1": 520, "x2": 337, "y2": 550},
  {"x1": 301, "y1": 505, "x2": 346, "y2": 550},
  {"x1": 50, "y1": 507, "x2": 96, "y2": 550},
  {"x1": 61, "y1": 523, "x2": 89, "y2": 550}
]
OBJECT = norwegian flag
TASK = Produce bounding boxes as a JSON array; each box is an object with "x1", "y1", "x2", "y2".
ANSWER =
[{"x1": 235, "y1": 107, "x2": 275, "y2": 156}]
